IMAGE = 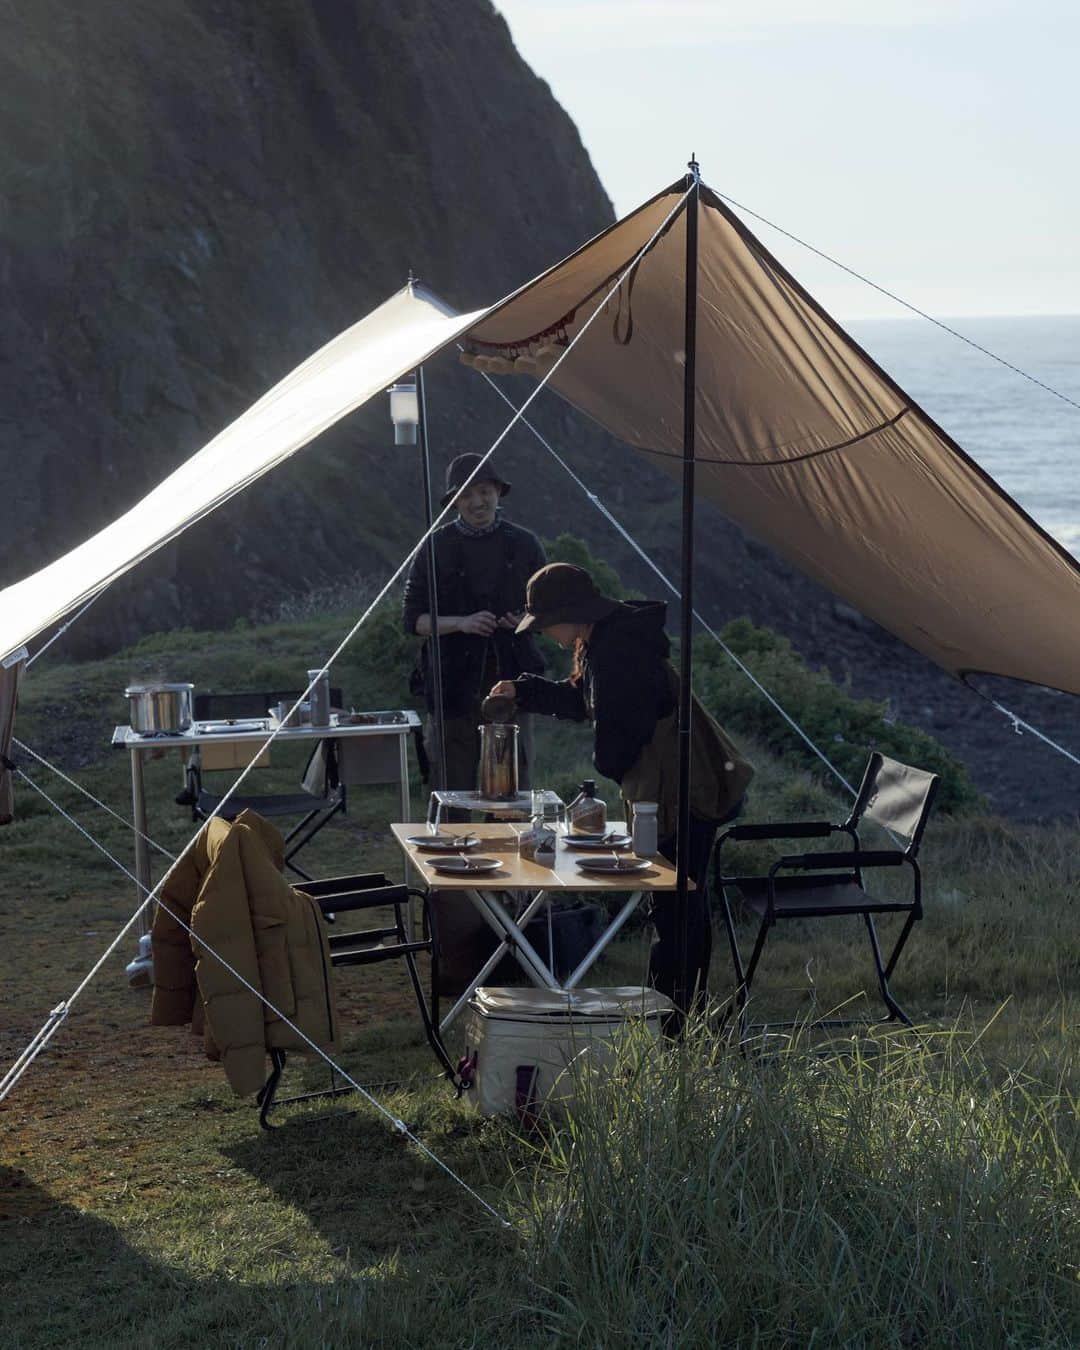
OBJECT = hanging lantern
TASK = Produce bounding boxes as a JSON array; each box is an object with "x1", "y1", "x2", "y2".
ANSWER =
[{"x1": 388, "y1": 380, "x2": 419, "y2": 445}]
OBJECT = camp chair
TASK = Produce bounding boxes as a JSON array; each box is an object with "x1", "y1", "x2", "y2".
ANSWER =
[
  {"x1": 180, "y1": 688, "x2": 345, "y2": 882},
  {"x1": 716, "y1": 752, "x2": 939, "y2": 1033},
  {"x1": 256, "y1": 871, "x2": 455, "y2": 1128}
]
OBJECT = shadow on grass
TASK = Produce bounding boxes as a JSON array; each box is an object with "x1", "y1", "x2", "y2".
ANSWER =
[
  {"x1": 218, "y1": 1097, "x2": 531, "y2": 1345},
  {"x1": 3, "y1": 1124, "x2": 526, "y2": 1349},
  {"x1": 1, "y1": 1165, "x2": 203, "y2": 1348}
]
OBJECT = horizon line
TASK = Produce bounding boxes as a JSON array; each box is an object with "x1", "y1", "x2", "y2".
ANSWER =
[{"x1": 836, "y1": 310, "x2": 1080, "y2": 323}]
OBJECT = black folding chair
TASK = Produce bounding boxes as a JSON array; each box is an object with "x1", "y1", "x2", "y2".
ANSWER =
[
  {"x1": 717, "y1": 752, "x2": 939, "y2": 1033},
  {"x1": 179, "y1": 689, "x2": 345, "y2": 882},
  {"x1": 256, "y1": 871, "x2": 456, "y2": 1128}
]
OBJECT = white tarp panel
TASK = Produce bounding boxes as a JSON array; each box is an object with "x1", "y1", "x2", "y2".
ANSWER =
[{"x1": 0, "y1": 284, "x2": 483, "y2": 664}]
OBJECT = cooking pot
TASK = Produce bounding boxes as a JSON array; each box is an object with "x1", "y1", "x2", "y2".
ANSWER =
[{"x1": 125, "y1": 683, "x2": 194, "y2": 734}]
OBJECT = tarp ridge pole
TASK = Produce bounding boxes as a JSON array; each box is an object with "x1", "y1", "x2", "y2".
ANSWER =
[
  {"x1": 676, "y1": 158, "x2": 701, "y2": 1016},
  {"x1": 417, "y1": 363, "x2": 448, "y2": 790}
]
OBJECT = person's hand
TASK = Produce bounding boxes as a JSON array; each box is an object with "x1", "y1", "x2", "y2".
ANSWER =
[
  {"x1": 497, "y1": 610, "x2": 524, "y2": 630},
  {"x1": 489, "y1": 680, "x2": 517, "y2": 701},
  {"x1": 459, "y1": 610, "x2": 498, "y2": 636}
]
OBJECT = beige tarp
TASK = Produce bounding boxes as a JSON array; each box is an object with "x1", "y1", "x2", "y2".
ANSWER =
[{"x1": 467, "y1": 182, "x2": 1080, "y2": 696}]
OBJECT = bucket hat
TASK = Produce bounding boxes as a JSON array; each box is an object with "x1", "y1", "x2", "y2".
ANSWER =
[
  {"x1": 440, "y1": 453, "x2": 511, "y2": 509},
  {"x1": 514, "y1": 563, "x2": 619, "y2": 634}
]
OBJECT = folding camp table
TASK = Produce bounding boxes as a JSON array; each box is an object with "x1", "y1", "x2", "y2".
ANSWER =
[
  {"x1": 392, "y1": 821, "x2": 687, "y2": 1032},
  {"x1": 112, "y1": 712, "x2": 420, "y2": 982}
]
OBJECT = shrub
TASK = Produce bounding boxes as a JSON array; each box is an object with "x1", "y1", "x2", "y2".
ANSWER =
[
  {"x1": 536, "y1": 536, "x2": 979, "y2": 814},
  {"x1": 694, "y1": 618, "x2": 983, "y2": 815},
  {"x1": 541, "y1": 532, "x2": 639, "y2": 601}
]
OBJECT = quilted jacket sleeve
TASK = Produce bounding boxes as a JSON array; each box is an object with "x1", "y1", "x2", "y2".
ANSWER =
[
  {"x1": 150, "y1": 846, "x2": 205, "y2": 1027},
  {"x1": 190, "y1": 820, "x2": 268, "y2": 1097}
]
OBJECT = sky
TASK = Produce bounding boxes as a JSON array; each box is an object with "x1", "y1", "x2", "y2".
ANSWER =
[{"x1": 495, "y1": 1, "x2": 1080, "y2": 318}]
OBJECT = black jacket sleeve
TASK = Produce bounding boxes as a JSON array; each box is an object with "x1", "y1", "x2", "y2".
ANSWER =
[
  {"x1": 402, "y1": 548, "x2": 430, "y2": 636},
  {"x1": 590, "y1": 639, "x2": 666, "y2": 783},
  {"x1": 513, "y1": 673, "x2": 588, "y2": 722}
]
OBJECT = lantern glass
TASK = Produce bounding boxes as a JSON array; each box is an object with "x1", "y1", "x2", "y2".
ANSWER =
[{"x1": 389, "y1": 381, "x2": 419, "y2": 445}]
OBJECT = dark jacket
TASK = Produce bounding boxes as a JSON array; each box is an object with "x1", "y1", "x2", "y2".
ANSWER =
[
  {"x1": 514, "y1": 600, "x2": 753, "y2": 831},
  {"x1": 403, "y1": 518, "x2": 546, "y2": 717},
  {"x1": 514, "y1": 601, "x2": 675, "y2": 782}
]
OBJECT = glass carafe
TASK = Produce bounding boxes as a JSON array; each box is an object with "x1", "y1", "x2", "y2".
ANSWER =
[{"x1": 477, "y1": 722, "x2": 519, "y2": 800}]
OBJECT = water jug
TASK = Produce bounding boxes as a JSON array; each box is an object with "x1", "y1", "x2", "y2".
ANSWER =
[{"x1": 477, "y1": 722, "x2": 519, "y2": 800}]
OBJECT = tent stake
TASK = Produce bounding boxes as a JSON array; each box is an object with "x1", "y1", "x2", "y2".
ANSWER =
[
  {"x1": 416, "y1": 362, "x2": 448, "y2": 791},
  {"x1": 675, "y1": 159, "x2": 700, "y2": 1015}
]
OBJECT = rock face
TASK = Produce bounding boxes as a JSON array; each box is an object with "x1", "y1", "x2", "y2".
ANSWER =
[{"x1": 0, "y1": 0, "x2": 613, "y2": 641}]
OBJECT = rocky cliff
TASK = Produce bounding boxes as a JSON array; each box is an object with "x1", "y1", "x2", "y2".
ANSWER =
[{"x1": 0, "y1": 0, "x2": 614, "y2": 639}]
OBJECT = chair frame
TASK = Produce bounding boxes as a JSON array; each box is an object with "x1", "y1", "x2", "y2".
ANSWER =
[
  {"x1": 180, "y1": 688, "x2": 346, "y2": 882},
  {"x1": 717, "y1": 752, "x2": 939, "y2": 1034},
  {"x1": 256, "y1": 872, "x2": 456, "y2": 1128}
]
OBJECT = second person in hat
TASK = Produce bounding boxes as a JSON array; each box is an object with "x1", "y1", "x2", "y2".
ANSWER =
[{"x1": 489, "y1": 562, "x2": 754, "y2": 1010}]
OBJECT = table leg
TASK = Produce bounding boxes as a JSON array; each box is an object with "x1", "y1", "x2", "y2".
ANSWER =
[
  {"x1": 398, "y1": 734, "x2": 411, "y2": 824},
  {"x1": 439, "y1": 943, "x2": 509, "y2": 1034},
  {"x1": 440, "y1": 889, "x2": 555, "y2": 1032},
  {"x1": 564, "y1": 891, "x2": 645, "y2": 990},
  {"x1": 125, "y1": 746, "x2": 154, "y2": 988},
  {"x1": 471, "y1": 889, "x2": 559, "y2": 989}
]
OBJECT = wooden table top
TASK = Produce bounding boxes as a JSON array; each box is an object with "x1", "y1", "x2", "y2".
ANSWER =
[{"x1": 391, "y1": 822, "x2": 689, "y2": 892}]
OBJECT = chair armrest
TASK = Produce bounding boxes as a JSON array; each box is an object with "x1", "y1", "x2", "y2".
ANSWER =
[
  {"x1": 771, "y1": 850, "x2": 906, "y2": 873},
  {"x1": 298, "y1": 872, "x2": 388, "y2": 898},
  {"x1": 724, "y1": 821, "x2": 837, "y2": 841}
]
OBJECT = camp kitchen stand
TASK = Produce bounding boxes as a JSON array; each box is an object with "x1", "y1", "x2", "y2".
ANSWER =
[
  {"x1": 392, "y1": 821, "x2": 689, "y2": 1033},
  {"x1": 111, "y1": 712, "x2": 419, "y2": 982}
]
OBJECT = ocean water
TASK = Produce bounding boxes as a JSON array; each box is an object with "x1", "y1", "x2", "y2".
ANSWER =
[{"x1": 846, "y1": 315, "x2": 1080, "y2": 560}]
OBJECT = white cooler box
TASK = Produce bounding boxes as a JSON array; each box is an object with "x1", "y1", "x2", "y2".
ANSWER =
[{"x1": 461, "y1": 986, "x2": 674, "y2": 1118}]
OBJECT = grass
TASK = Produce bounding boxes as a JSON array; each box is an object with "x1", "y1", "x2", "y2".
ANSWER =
[{"x1": 1, "y1": 602, "x2": 1078, "y2": 1347}]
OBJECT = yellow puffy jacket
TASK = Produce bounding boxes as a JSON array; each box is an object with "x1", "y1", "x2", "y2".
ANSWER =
[{"x1": 150, "y1": 810, "x2": 338, "y2": 1096}]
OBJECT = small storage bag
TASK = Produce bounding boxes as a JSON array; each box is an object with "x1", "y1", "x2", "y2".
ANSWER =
[{"x1": 461, "y1": 985, "x2": 674, "y2": 1119}]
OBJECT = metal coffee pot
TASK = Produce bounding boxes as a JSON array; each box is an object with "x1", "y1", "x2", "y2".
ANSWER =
[{"x1": 477, "y1": 722, "x2": 519, "y2": 800}]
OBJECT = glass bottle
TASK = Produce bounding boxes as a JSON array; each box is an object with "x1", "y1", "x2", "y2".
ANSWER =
[{"x1": 567, "y1": 779, "x2": 607, "y2": 835}]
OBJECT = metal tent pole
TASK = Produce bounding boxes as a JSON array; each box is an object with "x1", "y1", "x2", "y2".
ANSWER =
[
  {"x1": 675, "y1": 158, "x2": 701, "y2": 1015},
  {"x1": 416, "y1": 363, "x2": 448, "y2": 791}
]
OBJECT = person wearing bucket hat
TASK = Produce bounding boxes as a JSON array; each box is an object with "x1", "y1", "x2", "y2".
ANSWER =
[
  {"x1": 438, "y1": 452, "x2": 512, "y2": 511},
  {"x1": 402, "y1": 453, "x2": 546, "y2": 797},
  {"x1": 491, "y1": 562, "x2": 754, "y2": 1012}
]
